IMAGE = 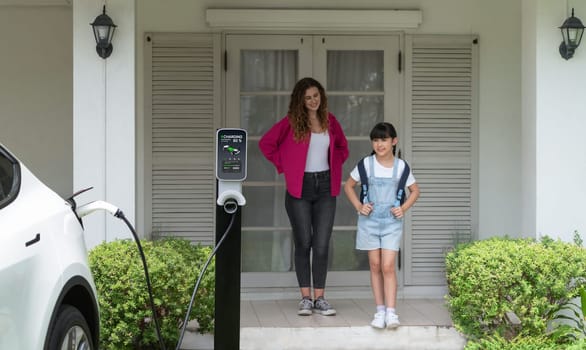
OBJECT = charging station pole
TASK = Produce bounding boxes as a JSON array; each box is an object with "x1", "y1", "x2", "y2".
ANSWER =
[
  {"x1": 215, "y1": 196, "x2": 241, "y2": 349},
  {"x1": 214, "y1": 128, "x2": 247, "y2": 350}
]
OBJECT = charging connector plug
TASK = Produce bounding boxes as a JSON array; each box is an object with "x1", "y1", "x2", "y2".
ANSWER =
[{"x1": 76, "y1": 200, "x2": 120, "y2": 218}]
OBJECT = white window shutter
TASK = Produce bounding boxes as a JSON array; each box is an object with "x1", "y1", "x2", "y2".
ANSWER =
[
  {"x1": 146, "y1": 33, "x2": 219, "y2": 244},
  {"x1": 404, "y1": 35, "x2": 478, "y2": 285}
]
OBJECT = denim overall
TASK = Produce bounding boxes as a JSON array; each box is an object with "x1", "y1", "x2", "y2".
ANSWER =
[{"x1": 356, "y1": 156, "x2": 403, "y2": 251}]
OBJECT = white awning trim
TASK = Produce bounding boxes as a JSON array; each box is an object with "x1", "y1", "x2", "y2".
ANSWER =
[
  {"x1": 206, "y1": 9, "x2": 422, "y2": 31},
  {"x1": 0, "y1": 0, "x2": 70, "y2": 6}
]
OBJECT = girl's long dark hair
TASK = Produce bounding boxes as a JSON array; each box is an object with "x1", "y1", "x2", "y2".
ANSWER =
[{"x1": 288, "y1": 77, "x2": 329, "y2": 142}]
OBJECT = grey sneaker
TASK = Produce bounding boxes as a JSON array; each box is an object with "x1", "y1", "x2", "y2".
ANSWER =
[
  {"x1": 298, "y1": 298, "x2": 313, "y2": 316},
  {"x1": 313, "y1": 297, "x2": 336, "y2": 316}
]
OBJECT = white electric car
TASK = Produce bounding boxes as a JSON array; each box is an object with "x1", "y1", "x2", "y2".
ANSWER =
[{"x1": 0, "y1": 144, "x2": 99, "y2": 350}]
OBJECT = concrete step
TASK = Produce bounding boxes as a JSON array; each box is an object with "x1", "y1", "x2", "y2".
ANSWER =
[{"x1": 180, "y1": 326, "x2": 467, "y2": 350}]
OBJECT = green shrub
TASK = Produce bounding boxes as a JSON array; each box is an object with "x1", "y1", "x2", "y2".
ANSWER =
[
  {"x1": 567, "y1": 338, "x2": 586, "y2": 350},
  {"x1": 465, "y1": 336, "x2": 586, "y2": 350},
  {"x1": 464, "y1": 334, "x2": 562, "y2": 350},
  {"x1": 445, "y1": 236, "x2": 586, "y2": 341},
  {"x1": 89, "y1": 238, "x2": 214, "y2": 349}
]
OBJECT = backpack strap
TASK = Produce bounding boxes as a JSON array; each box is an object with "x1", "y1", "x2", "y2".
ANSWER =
[
  {"x1": 357, "y1": 157, "x2": 369, "y2": 204},
  {"x1": 394, "y1": 160, "x2": 410, "y2": 206}
]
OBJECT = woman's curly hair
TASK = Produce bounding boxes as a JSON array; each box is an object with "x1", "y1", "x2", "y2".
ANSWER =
[{"x1": 288, "y1": 77, "x2": 329, "y2": 142}]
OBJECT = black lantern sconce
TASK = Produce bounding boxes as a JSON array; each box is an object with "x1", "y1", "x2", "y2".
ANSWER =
[
  {"x1": 90, "y1": 5, "x2": 117, "y2": 59},
  {"x1": 559, "y1": 8, "x2": 585, "y2": 60}
]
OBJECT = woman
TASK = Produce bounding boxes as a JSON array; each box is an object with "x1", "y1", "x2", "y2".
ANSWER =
[{"x1": 259, "y1": 77, "x2": 349, "y2": 316}]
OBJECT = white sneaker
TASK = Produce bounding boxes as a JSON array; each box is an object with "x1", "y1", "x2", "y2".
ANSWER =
[
  {"x1": 385, "y1": 312, "x2": 400, "y2": 329},
  {"x1": 370, "y1": 310, "x2": 386, "y2": 329}
]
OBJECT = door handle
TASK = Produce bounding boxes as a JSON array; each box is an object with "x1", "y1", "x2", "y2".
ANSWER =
[{"x1": 25, "y1": 233, "x2": 40, "y2": 247}]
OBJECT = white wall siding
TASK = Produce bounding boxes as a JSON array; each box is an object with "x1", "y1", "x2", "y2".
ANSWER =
[
  {"x1": 0, "y1": 6, "x2": 72, "y2": 197},
  {"x1": 534, "y1": 0, "x2": 586, "y2": 241},
  {"x1": 73, "y1": 0, "x2": 135, "y2": 248}
]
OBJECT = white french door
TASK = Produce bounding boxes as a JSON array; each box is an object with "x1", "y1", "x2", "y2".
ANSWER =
[{"x1": 225, "y1": 34, "x2": 401, "y2": 291}]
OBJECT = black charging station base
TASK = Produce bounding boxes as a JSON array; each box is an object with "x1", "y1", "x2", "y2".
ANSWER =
[{"x1": 214, "y1": 204, "x2": 242, "y2": 350}]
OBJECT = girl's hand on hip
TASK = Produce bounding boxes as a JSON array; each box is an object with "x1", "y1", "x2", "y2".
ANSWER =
[
  {"x1": 391, "y1": 206, "x2": 403, "y2": 218},
  {"x1": 358, "y1": 203, "x2": 373, "y2": 216}
]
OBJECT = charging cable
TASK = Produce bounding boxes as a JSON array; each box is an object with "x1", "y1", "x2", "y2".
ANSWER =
[
  {"x1": 77, "y1": 199, "x2": 239, "y2": 350},
  {"x1": 76, "y1": 201, "x2": 166, "y2": 350},
  {"x1": 174, "y1": 206, "x2": 236, "y2": 350},
  {"x1": 115, "y1": 210, "x2": 167, "y2": 350}
]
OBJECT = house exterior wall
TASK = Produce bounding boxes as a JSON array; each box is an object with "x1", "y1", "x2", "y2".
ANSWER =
[
  {"x1": 73, "y1": 0, "x2": 136, "y2": 248},
  {"x1": 0, "y1": 5, "x2": 72, "y2": 198},
  {"x1": 136, "y1": 0, "x2": 523, "y2": 240},
  {"x1": 532, "y1": 0, "x2": 586, "y2": 242},
  {"x1": 521, "y1": 0, "x2": 538, "y2": 237},
  {"x1": 5, "y1": 1, "x2": 584, "y2": 245}
]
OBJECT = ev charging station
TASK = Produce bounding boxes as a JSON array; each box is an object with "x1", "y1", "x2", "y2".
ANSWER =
[{"x1": 214, "y1": 128, "x2": 247, "y2": 349}]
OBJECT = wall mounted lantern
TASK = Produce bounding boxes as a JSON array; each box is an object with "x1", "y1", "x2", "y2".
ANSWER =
[
  {"x1": 559, "y1": 8, "x2": 585, "y2": 60},
  {"x1": 90, "y1": 5, "x2": 117, "y2": 59}
]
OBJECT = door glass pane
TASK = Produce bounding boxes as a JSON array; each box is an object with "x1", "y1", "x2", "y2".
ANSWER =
[
  {"x1": 342, "y1": 140, "x2": 373, "y2": 178},
  {"x1": 242, "y1": 186, "x2": 289, "y2": 227},
  {"x1": 329, "y1": 95, "x2": 383, "y2": 136},
  {"x1": 242, "y1": 230, "x2": 292, "y2": 272},
  {"x1": 241, "y1": 50, "x2": 297, "y2": 91},
  {"x1": 241, "y1": 49, "x2": 297, "y2": 272},
  {"x1": 241, "y1": 95, "x2": 289, "y2": 136},
  {"x1": 327, "y1": 51, "x2": 384, "y2": 91},
  {"x1": 328, "y1": 230, "x2": 369, "y2": 271},
  {"x1": 326, "y1": 50, "x2": 385, "y2": 272},
  {"x1": 244, "y1": 144, "x2": 276, "y2": 182}
]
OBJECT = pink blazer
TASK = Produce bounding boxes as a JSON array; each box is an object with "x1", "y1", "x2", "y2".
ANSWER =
[{"x1": 259, "y1": 113, "x2": 349, "y2": 198}]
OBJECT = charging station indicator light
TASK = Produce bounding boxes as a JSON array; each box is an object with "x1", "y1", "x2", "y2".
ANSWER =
[{"x1": 222, "y1": 160, "x2": 241, "y2": 173}]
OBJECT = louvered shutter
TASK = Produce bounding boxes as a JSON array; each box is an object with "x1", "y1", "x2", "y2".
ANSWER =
[
  {"x1": 146, "y1": 33, "x2": 219, "y2": 244},
  {"x1": 404, "y1": 35, "x2": 478, "y2": 285}
]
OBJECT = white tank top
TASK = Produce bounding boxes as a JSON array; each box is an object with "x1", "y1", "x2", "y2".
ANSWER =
[{"x1": 305, "y1": 132, "x2": 330, "y2": 172}]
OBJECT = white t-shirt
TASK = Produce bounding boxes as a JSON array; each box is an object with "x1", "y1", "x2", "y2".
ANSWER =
[
  {"x1": 349, "y1": 156, "x2": 416, "y2": 187},
  {"x1": 305, "y1": 132, "x2": 330, "y2": 172}
]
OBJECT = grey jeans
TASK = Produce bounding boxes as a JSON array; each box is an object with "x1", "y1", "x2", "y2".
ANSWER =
[{"x1": 285, "y1": 170, "x2": 336, "y2": 289}]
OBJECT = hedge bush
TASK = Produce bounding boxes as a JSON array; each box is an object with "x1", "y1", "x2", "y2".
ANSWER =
[
  {"x1": 88, "y1": 238, "x2": 214, "y2": 349},
  {"x1": 465, "y1": 334, "x2": 586, "y2": 350},
  {"x1": 445, "y1": 236, "x2": 586, "y2": 342}
]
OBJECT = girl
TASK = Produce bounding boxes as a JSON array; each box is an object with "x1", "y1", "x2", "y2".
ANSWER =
[
  {"x1": 343, "y1": 122, "x2": 420, "y2": 329},
  {"x1": 259, "y1": 77, "x2": 349, "y2": 316}
]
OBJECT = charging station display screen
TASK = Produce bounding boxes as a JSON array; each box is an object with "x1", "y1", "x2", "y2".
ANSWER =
[
  {"x1": 222, "y1": 159, "x2": 241, "y2": 173},
  {"x1": 216, "y1": 128, "x2": 247, "y2": 181}
]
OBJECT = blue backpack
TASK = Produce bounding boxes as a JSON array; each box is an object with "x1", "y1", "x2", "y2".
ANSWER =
[{"x1": 357, "y1": 156, "x2": 410, "y2": 206}]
